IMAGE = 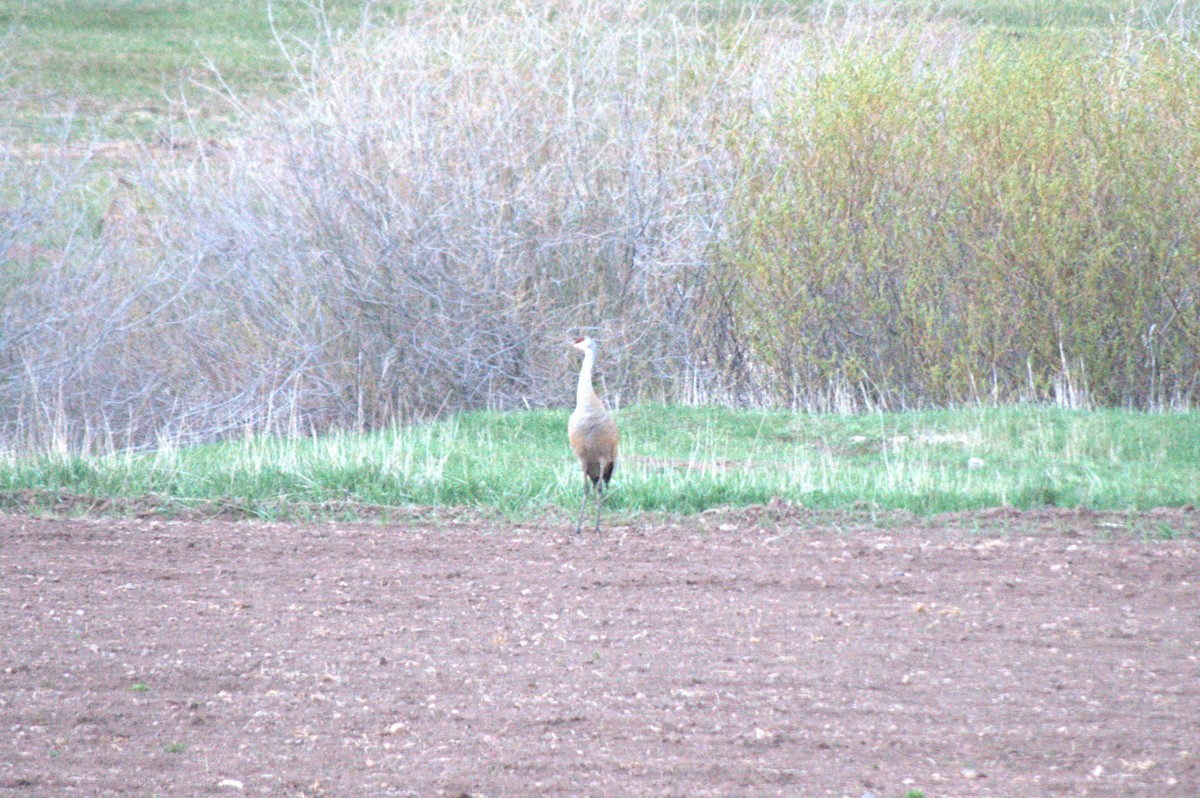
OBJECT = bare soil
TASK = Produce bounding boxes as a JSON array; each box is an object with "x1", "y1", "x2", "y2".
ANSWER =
[{"x1": 2, "y1": 507, "x2": 1198, "y2": 797}]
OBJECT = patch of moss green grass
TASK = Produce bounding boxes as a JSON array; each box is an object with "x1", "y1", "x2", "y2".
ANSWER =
[
  {"x1": 0, "y1": 0, "x2": 408, "y2": 141},
  {"x1": 1, "y1": 406, "x2": 1196, "y2": 519}
]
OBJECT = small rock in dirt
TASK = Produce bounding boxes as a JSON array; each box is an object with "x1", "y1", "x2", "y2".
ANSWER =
[
  {"x1": 386, "y1": 722, "x2": 407, "y2": 735},
  {"x1": 960, "y1": 767, "x2": 983, "y2": 779},
  {"x1": 217, "y1": 778, "x2": 244, "y2": 791}
]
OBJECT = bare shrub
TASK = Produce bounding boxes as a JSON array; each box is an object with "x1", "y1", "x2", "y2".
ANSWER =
[
  {"x1": 143, "y1": 1, "x2": 754, "y2": 432},
  {"x1": 1, "y1": 139, "x2": 123, "y2": 450}
]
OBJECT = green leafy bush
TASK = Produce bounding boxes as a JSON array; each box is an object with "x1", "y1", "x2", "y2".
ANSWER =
[{"x1": 718, "y1": 26, "x2": 1199, "y2": 409}]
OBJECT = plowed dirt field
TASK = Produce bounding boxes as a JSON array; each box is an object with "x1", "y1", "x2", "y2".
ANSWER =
[{"x1": 2, "y1": 508, "x2": 1198, "y2": 797}]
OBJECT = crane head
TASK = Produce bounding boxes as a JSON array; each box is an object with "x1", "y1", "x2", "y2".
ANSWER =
[{"x1": 572, "y1": 336, "x2": 595, "y2": 353}]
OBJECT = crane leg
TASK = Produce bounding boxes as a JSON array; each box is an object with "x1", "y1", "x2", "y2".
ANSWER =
[
  {"x1": 575, "y1": 480, "x2": 590, "y2": 535},
  {"x1": 594, "y1": 481, "x2": 603, "y2": 533}
]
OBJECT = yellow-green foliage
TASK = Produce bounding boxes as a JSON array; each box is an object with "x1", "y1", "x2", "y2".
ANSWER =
[{"x1": 723, "y1": 28, "x2": 1200, "y2": 408}]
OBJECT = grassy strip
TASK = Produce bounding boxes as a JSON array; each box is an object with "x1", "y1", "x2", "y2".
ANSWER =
[{"x1": 1, "y1": 406, "x2": 1196, "y2": 519}]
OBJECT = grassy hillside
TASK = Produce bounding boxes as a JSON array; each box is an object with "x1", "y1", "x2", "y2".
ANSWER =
[
  {"x1": 0, "y1": 0, "x2": 408, "y2": 140},
  {"x1": 0, "y1": 0, "x2": 1189, "y2": 140},
  {"x1": 2, "y1": 406, "x2": 1197, "y2": 518}
]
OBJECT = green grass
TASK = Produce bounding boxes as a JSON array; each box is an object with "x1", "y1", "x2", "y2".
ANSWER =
[
  {"x1": 0, "y1": 0, "x2": 408, "y2": 140},
  {"x1": 1, "y1": 406, "x2": 1196, "y2": 519}
]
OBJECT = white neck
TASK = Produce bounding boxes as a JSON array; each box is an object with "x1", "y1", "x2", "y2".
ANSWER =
[{"x1": 576, "y1": 347, "x2": 598, "y2": 410}]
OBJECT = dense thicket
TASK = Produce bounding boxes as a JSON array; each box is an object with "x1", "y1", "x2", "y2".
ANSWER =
[{"x1": 2, "y1": 3, "x2": 1197, "y2": 450}]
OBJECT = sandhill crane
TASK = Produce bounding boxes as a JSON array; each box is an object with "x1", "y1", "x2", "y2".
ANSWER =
[{"x1": 568, "y1": 336, "x2": 619, "y2": 534}]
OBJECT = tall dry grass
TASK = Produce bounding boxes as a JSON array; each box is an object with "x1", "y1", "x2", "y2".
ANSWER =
[{"x1": 2, "y1": 2, "x2": 1197, "y2": 451}]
